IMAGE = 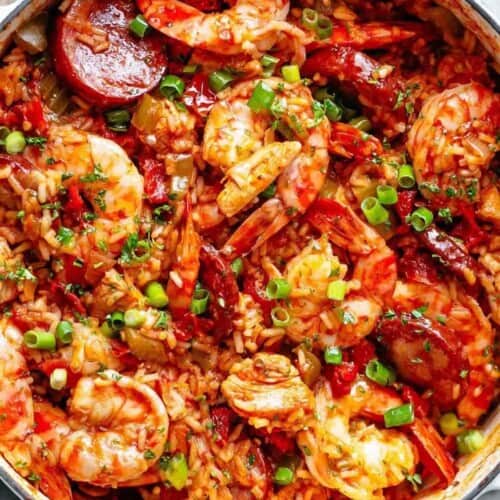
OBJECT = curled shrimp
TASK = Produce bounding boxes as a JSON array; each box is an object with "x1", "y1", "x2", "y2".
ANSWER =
[
  {"x1": 59, "y1": 370, "x2": 168, "y2": 486},
  {"x1": 137, "y1": 0, "x2": 306, "y2": 59},
  {"x1": 205, "y1": 78, "x2": 329, "y2": 257},
  {"x1": 297, "y1": 378, "x2": 417, "y2": 500},
  {"x1": 407, "y1": 83, "x2": 500, "y2": 211}
]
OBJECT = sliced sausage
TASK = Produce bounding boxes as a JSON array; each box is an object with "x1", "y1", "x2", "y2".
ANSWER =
[
  {"x1": 53, "y1": 0, "x2": 167, "y2": 107},
  {"x1": 377, "y1": 316, "x2": 468, "y2": 409}
]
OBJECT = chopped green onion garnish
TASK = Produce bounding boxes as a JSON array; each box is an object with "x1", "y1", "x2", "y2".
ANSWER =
[
  {"x1": 271, "y1": 307, "x2": 291, "y2": 327},
  {"x1": 100, "y1": 321, "x2": 116, "y2": 338},
  {"x1": 281, "y1": 64, "x2": 301, "y2": 83},
  {"x1": 5, "y1": 131, "x2": 26, "y2": 154},
  {"x1": 324, "y1": 98, "x2": 342, "y2": 122},
  {"x1": 107, "y1": 311, "x2": 125, "y2": 331},
  {"x1": 301, "y1": 8, "x2": 319, "y2": 30},
  {"x1": 273, "y1": 466, "x2": 294, "y2": 485},
  {"x1": 361, "y1": 196, "x2": 389, "y2": 225},
  {"x1": 266, "y1": 278, "x2": 291, "y2": 299},
  {"x1": 365, "y1": 359, "x2": 396, "y2": 386},
  {"x1": 247, "y1": 81, "x2": 276, "y2": 112},
  {"x1": 183, "y1": 64, "x2": 200, "y2": 74},
  {"x1": 208, "y1": 70, "x2": 234, "y2": 93},
  {"x1": 160, "y1": 453, "x2": 189, "y2": 490},
  {"x1": 260, "y1": 54, "x2": 279, "y2": 76},
  {"x1": 24, "y1": 330, "x2": 56, "y2": 351},
  {"x1": 124, "y1": 309, "x2": 147, "y2": 328},
  {"x1": 324, "y1": 346, "x2": 342, "y2": 365},
  {"x1": 376, "y1": 185, "x2": 398, "y2": 205},
  {"x1": 316, "y1": 15, "x2": 333, "y2": 40},
  {"x1": 56, "y1": 320, "x2": 73, "y2": 344},
  {"x1": 191, "y1": 287, "x2": 209, "y2": 315},
  {"x1": 408, "y1": 207, "x2": 433, "y2": 232},
  {"x1": 398, "y1": 164, "x2": 416, "y2": 188},
  {"x1": 456, "y1": 429, "x2": 485, "y2": 455},
  {"x1": 160, "y1": 75, "x2": 185, "y2": 100},
  {"x1": 261, "y1": 183, "x2": 276, "y2": 199},
  {"x1": 230, "y1": 257, "x2": 243, "y2": 277},
  {"x1": 384, "y1": 403, "x2": 414, "y2": 428},
  {"x1": 129, "y1": 14, "x2": 149, "y2": 37},
  {"x1": 105, "y1": 109, "x2": 131, "y2": 125},
  {"x1": 326, "y1": 280, "x2": 347, "y2": 301},
  {"x1": 349, "y1": 115, "x2": 372, "y2": 132},
  {"x1": 50, "y1": 368, "x2": 67, "y2": 391},
  {"x1": 145, "y1": 281, "x2": 169, "y2": 309},
  {"x1": 439, "y1": 412, "x2": 464, "y2": 436}
]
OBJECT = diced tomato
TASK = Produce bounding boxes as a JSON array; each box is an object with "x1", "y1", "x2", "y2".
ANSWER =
[
  {"x1": 159, "y1": 485, "x2": 188, "y2": 500},
  {"x1": 38, "y1": 359, "x2": 81, "y2": 388},
  {"x1": 62, "y1": 254, "x2": 86, "y2": 286},
  {"x1": 185, "y1": 0, "x2": 221, "y2": 10},
  {"x1": 265, "y1": 430, "x2": 295, "y2": 454},
  {"x1": 49, "y1": 281, "x2": 86, "y2": 315},
  {"x1": 140, "y1": 156, "x2": 169, "y2": 205},
  {"x1": 210, "y1": 406, "x2": 236, "y2": 444},
  {"x1": 173, "y1": 313, "x2": 214, "y2": 341},
  {"x1": 110, "y1": 339, "x2": 140, "y2": 370},
  {"x1": 242, "y1": 274, "x2": 275, "y2": 326},
  {"x1": 395, "y1": 190, "x2": 417, "y2": 222},
  {"x1": 21, "y1": 98, "x2": 47, "y2": 134},
  {"x1": 349, "y1": 339, "x2": 376, "y2": 372},
  {"x1": 183, "y1": 74, "x2": 217, "y2": 118},
  {"x1": 64, "y1": 184, "x2": 85, "y2": 220},
  {"x1": 401, "y1": 385, "x2": 430, "y2": 418},
  {"x1": 325, "y1": 362, "x2": 358, "y2": 398}
]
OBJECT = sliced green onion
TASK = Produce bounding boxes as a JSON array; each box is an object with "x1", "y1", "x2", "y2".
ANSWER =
[
  {"x1": 313, "y1": 87, "x2": 334, "y2": 102},
  {"x1": 0, "y1": 126, "x2": 10, "y2": 143},
  {"x1": 183, "y1": 64, "x2": 200, "y2": 75},
  {"x1": 456, "y1": 429, "x2": 485, "y2": 455},
  {"x1": 349, "y1": 115, "x2": 372, "y2": 132},
  {"x1": 365, "y1": 359, "x2": 396, "y2": 386},
  {"x1": 384, "y1": 403, "x2": 414, "y2": 428},
  {"x1": 100, "y1": 321, "x2": 117, "y2": 338},
  {"x1": 266, "y1": 278, "x2": 291, "y2": 299},
  {"x1": 107, "y1": 311, "x2": 125, "y2": 331},
  {"x1": 271, "y1": 307, "x2": 291, "y2": 327},
  {"x1": 260, "y1": 54, "x2": 279, "y2": 76},
  {"x1": 191, "y1": 287, "x2": 209, "y2": 315},
  {"x1": 208, "y1": 70, "x2": 234, "y2": 93},
  {"x1": 301, "y1": 8, "x2": 319, "y2": 30},
  {"x1": 124, "y1": 309, "x2": 147, "y2": 328},
  {"x1": 324, "y1": 346, "x2": 342, "y2": 365},
  {"x1": 408, "y1": 207, "x2": 433, "y2": 232},
  {"x1": 50, "y1": 368, "x2": 67, "y2": 391},
  {"x1": 247, "y1": 81, "x2": 276, "y2": 112},
  {"x1": 145, "y1": 281, "x2": 169, "y2": 309},
  {"x1": 361, "y1": 196, "x2": 389, "y2": 225},
  {"x1": 281, "y1": 65, "x2": 301, "y2": 84},
  {"x1": 56, "y1": 320, "x2": 73, "y2": 344},
  {"x1": 129, "y1": 14, "x2": 149, "y2": 37},
  {"x1": 324, "y1": 98, "x2": 342, "y2": 122},
  {"x1": 5, "y1": 131, "x2": 26, "y2": 154},
  {"x1": 439, "y1": 412, "x2": 464, "y2": 436},
  {"x1": 160, "y1": 75, "x2": 185, "y2": 100},
  {"x1": 105, "y1": 109, "x2": 131, "y2": 132},
  {"x1": 316, "y1": 15, "x2": 333, "y2": 40},
  {"x1": 376, "y1": 185, "x2": 398, "y2": 205},
  {"x1": 261, "y1": 183, "x2": 276, "y2": 199},
  {"x1": 231, "y1": 257, "x2": 243, "y2": 277},
  {"x1": 160, "y1": 453, "x2": 189, "y2": 490},
  {"x1": 327, "y1": 280, "x2": 347, "y2": 301},
  {"x1": 24, "y1": 330, "x2": 56, "y2": 350},
  {"x1": 273, "y1": 466, "x2": 294, "y2": 486},
  {"x1": 398, "y1": 164, "x2": 416, "y2": 189}
]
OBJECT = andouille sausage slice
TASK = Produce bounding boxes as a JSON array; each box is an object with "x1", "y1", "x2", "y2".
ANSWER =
[
  {"x1": 377, "y1": 316, "x2": 468, "y2": 409},
  {"x1": 53, "y1": 0, "x2": 167, "y2": 107}
]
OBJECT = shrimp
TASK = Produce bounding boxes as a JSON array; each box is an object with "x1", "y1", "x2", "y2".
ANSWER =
[
  {"x1": 59, "y1": 370, "x2": 168, "y2": 486},
  {"x1": 166, "y1": 201, "x2": 201, "y2": 319},
  {"x1": 221, "y1": 353, "x2": 314, "y2": 432},
  {"x1": 407, "y1": 83, "x2": 500, "y2": 211},
  {"x1": 41, "y1": 125, "x2": 144, "y2": 254},
  {"x1": 204, "y1": 78, "x2": 329, "y2": 257},
  {"x1": 137, "y1": 0, "x2": 306, "y2": 59},
  {"x1": 0, "y1": 321, "x2": 72, "y2": 500},
  {"x1": 297, "y1": 378, "x2": 417, "y2": 500}
]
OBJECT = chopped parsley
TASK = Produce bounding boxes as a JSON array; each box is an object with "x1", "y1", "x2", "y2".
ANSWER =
[
  {"x1": 119, "y1": 233, "x2": 151, "y2": 264},
  {"x1": 81, "y1": 163, "x2": 108, "y2": 183},
  {"x1": 56, "y1": 226, "x2": 74, "y2": 246}
]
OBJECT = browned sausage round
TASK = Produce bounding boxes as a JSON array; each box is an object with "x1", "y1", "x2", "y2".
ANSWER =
[
  {"x1": 377, "y1": 316, "x2": 468, "y2": 409},
  {"x1": 53, "y1": 0, "x2": 167, "y2": 107}
]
